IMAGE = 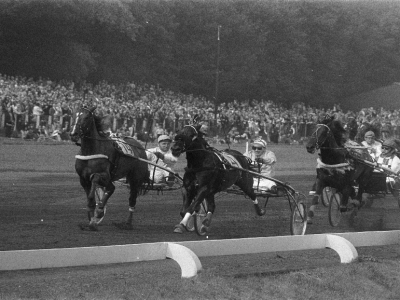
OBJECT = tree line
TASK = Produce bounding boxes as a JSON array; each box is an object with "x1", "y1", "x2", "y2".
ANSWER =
[{"x1": 1, "y1": 0, "x2": 400, "y2": 109}]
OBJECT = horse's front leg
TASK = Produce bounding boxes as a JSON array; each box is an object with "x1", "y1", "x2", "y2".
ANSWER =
[
  {"x1": 174, "y1": 186, "x2": 209, "y2": 233},
  {"x1": 79, "y1": 176, "x2": 95, "y2": 223},
  {"x1": 200, "y1": 194, "x2": 215, "y2": 230},
  {"x1": 88, "y1": 172, "x2": 112, "y2": 230},
  {"x1": 307, "y1": 176, "x2": 323, "y2": 224},
  {"x1": 180, "y1": 181, "x2": 197, "y2": 218}
]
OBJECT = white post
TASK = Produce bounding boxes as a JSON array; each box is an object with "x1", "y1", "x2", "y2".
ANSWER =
[{"x1": 246, "y1": 142, "x2": 249, "y2": 153}]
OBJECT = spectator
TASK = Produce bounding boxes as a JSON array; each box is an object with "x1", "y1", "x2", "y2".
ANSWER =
[{"x1": 4, "y1": 106, "x2": 14, "y2": 138}]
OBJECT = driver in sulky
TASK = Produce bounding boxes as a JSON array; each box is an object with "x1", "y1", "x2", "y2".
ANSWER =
[
  {"x1": 146, "y1": 134, "x2": 178, "y2": 184},
  {"x1": 243, "y1": 138, "x2": 278, "y2": 193},
  {"x1": 376, "y1": 138, "x2": 400, "y2": 184},
  {"x1": 361, "y1": 131, "x2": 381, "y2": 161}
]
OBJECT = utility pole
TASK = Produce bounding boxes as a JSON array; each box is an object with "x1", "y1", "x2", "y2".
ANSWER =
[{"x1": 214, "y1": 25, "x2": 221, "y2": 120}]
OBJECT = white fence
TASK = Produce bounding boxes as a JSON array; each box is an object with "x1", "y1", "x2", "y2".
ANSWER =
[{"x1": 1, "y1": 231, "x2": 399, "y2": 278}]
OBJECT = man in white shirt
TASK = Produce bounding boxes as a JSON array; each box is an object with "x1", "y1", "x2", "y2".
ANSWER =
[
  {"x1": 361, "y1": 131, "x2": 381, "y2": 160},
  {"x1": 364, "y1": 138, "x2": 400, "y2": 205},
  {"x1": 146, "y1": 134, "x2": 178, "y2": 183},
  {"x1": 376, "y1": 138, "x2": 400, "y2": 183},
  {"x1": 243, "y1": 138, "x2": 277, "y2": 192}
]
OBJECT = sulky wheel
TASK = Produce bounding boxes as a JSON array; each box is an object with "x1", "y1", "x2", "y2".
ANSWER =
[
  {"x1": 321, "y1": 187, "x2": 333, "y2": 207},
  {"x1": 290, "y1": 193, "x2": 307, "y2": 235},
  {"x1": 328, "y1": 192, "x2": 342, "y2": 227},
  {"x1": 93, "y1": 187, "x2": 107, "y2": 224},
  {"x1": 194, "y1": 199, "x2": 209, "y2": 236}
]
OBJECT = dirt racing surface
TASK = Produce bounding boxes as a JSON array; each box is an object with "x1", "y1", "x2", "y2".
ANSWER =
[{"x1": 1, "y1": 139, "x2": 400, "y2": 279}]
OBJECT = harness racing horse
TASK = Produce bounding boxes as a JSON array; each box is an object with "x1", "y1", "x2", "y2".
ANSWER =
[
  {"x1": 70, "y1": 105, "x2": 148, "y2": 230},
  {"x1": 306, "y1": 116, "x2": 374, "y2": 224},
  {"x1": 170, "y1": 125, "x2": 266, "y2": 234}
]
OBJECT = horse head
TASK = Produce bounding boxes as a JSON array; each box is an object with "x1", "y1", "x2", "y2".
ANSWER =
[
  {"x1": 171, "y1": 125, "x2": 201, "y2": 157},
  {"x1": 306, "y1": 116, "x2": 346, "y2": 154},
  {"x1": 70, "y1": 106, "x2": 97, "y2": 142}
]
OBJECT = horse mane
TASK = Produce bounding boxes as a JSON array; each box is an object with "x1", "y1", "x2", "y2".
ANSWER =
[
  {"x1": 321, "y1": 117, "x2": 346, "y2": 147},
  {"x1": 92, "y1": 113, "x2": 112, "y2": 134}
]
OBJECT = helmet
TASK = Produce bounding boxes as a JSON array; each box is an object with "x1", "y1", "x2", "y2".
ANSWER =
[
  {"x1": 252, "y1": 139, "x2": 267, "y2": 148},
  {"x1": 382, "y1": 138, "x2": 399, "y2": 152},
  {"x1": 364, "y1": 131, "x2": 375, "y2": 138}
]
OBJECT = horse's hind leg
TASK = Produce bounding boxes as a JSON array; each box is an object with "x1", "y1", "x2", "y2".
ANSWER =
[{"x1": 235, "y1": 175, "x2": 266, "y2": 216}]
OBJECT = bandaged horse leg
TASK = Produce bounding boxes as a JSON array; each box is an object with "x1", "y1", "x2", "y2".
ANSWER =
[
  {"x1": 201, "y1": 194, "x2": 215, "y2": 228},
  {"x1": 88, "y1": 172, "x2": 112, "y2": 229},
  {"x1": 175, "y1": 185, "x2": 209, "y2": 232},
  {"x1": 307, "y1": 194, "x2": 320, "y2": 224}
]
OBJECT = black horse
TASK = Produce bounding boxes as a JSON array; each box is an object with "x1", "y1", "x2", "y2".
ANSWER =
[
  {"x1": 306, "y1": 116, "x2": 374, "y2": 223},
  {"x1": 170, "y1": 124, "x2": 265, "y2": 234},
  {"x1": 70, "y1": 106, "x2": 148, "y2": 230}
]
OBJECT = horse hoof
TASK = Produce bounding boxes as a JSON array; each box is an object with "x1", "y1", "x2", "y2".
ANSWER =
[
  {"x1": 88, "y1": 220, "x2": 98, "y2": 231},
  {"x1": 200, "y1": 225, "x2": 209, "y2": 233},
  {"x1": 174, "y1": 224, "x2": 185, "y2": 234},
  {"x1": 254, "y1": 204, "x2": 266, "y2": 216},
  {"x1": 202, "y1": 218, "x2": 211, "y2": 227}
]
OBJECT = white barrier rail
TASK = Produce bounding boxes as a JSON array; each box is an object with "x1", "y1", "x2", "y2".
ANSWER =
[{"x1": 1, "y1": 231, "x2": 399, "y2": 278}]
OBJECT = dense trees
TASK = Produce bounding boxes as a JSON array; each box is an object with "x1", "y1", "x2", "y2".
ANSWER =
[{"x1": 1, "y1": 0, "x2": 400, "y2": 108}]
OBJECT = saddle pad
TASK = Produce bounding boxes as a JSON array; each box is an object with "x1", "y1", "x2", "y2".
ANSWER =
[
  {"x1": 220, "y1": 152, "x2": 242, "y2": 170},
  {"x1": 113, "y1": 138, "x2": 136, "y2": 157}
]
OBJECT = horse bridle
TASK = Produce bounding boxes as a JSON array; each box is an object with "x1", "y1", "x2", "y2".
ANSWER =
[
  {"x1": 310, "y1": 123, "x2": 333, "y2": 150},
  {"x1": 174, "y1": 125, "x2": 199, "y2": 154},
  {"x1": 71, "y1": 107, "x2": 95, "y2": 140}
]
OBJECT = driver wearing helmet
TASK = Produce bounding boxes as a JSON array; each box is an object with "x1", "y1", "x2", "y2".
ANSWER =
[
  {"x1": 362, "y1": 131, "x2": 381, "y2": 160},
  {"x1": 243, "y1": 138, "x2": 278, "y2": 193},
  {"x1": 146, "y1": 134, "x2": 178, "y2": 184},
  {"x1": 376, "y1": 138, "x2": 400, "y2": 183}
]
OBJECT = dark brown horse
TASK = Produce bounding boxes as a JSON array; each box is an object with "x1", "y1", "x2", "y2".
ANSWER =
[
  {"x1": 306, "y1": 116, "x2": 374, "y2": 223},
  {"x1": 170, "y1": 125, "x2": 266, "y2": 234},
  {"x1": 70, "y1": 106, "x2": 148, "y2": 230}
]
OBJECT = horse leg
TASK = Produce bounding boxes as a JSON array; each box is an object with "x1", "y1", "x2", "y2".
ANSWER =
[
  {"x1": 80, "y1": 176, "x2": 94, "y2": 223},
  {"x1": 88, "y1": 172, "x2": 112, "y2": 230},
  {"x1": 175, "y1": 186, "x2": 209, "y2": 233},
  {"x1": 201, "y1": 194, "x2": 215, "y2": 230},
  {"x1": 180, "y1": 180, "x2": 197, "y2": 218},
  {"x1": 123, "y1": 175, "x2": 144, "y2": 230},
  {"x1": 93, "y1": 181, "x2": 115, "y2": 224},
  {"x1": 307, "y1": 178, "x2": 323, "y2": 224},
  {"x1": 235, "y1": 173, "x2": 265, "y2": 216}
]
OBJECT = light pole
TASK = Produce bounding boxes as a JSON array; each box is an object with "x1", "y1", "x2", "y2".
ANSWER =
[{"x1": 214, "y1": 25, "x2": 221, "y2": 120}]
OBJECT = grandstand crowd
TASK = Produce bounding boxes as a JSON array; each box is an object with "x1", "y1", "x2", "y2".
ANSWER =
[{"x1": 1, "y1": 74, "x2": 400, "y2": 144}]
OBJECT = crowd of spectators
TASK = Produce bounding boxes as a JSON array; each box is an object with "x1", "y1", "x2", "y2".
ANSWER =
[{"x1": 1, "y1": 73, "x2": 400, "y2": 144}]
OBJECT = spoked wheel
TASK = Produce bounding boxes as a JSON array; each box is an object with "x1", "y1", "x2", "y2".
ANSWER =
[
  {"x1": 290, "y1": 193, "x2": 307, "y2": 235},
  {"x1": 328, "y1": 192, "x2": 342, "y2": 227},
  {"x1": 193, "y1": 199, "x2": 208, "y2": 236},
  {"x1": 321, "y1": 187, "x2": 333, "y2": 207},
  {"x1": 94, "y1": 187, "x2": 107, "y2": 225}
]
